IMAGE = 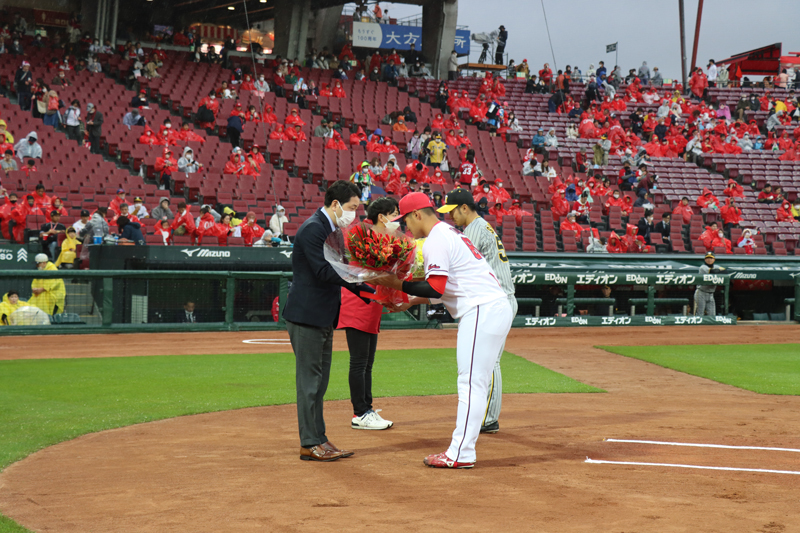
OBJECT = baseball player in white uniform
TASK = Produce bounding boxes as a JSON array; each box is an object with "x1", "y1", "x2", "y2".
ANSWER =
[
  {"x1": 374, "y1": 192, "x2": 513, "y2": 468},
  {"x1": 438, "y1": 188, "x2": 517, "y2": 434}
]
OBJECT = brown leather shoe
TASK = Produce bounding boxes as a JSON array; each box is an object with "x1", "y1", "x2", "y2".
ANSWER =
[
  {"x1": 323, "y1": 441, "x2": 354, "y2": 458},
  {"x1": 300, "y1": 445, "x2": 343, "y2": 462}
]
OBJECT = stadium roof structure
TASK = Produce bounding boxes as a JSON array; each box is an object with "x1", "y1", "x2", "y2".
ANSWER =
[{"x1": 716, "y1": 43, "x2": 782, "y2": 76}]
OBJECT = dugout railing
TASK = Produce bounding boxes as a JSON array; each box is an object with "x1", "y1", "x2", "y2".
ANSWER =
[{"x1": 0, "y1": 270, "x2": 427, "y2": 336}]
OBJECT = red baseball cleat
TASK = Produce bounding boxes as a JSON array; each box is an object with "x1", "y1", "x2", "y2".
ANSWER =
[{"x1": 423, "y1": 452, "x2": 474, "y2": 469}]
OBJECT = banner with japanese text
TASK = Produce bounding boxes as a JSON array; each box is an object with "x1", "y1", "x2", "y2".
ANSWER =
[{"x1": 352, "y1": 22, "x2": 470, "y2": 55}]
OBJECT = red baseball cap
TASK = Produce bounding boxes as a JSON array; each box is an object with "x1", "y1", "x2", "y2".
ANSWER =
[{"x1": 393, "y1": 192, "x2": 433, "y2": 221}]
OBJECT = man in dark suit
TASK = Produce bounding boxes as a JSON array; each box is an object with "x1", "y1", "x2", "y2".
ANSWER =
[
  {"x1": 178, "y1": 300, "x2": 200, "y2": 323},
  {"x1": 655, "y1": 212, "x2": 671, "y2": 246},
  {"x1": 636, "y1": 209, "x2": 655, "y2": 245},
  {"x1": 283, "y1": 180, "x2": 374, "y2": 462}
]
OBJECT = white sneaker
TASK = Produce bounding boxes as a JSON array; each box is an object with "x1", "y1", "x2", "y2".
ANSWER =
[{"x1": 351, "y1": 409, "x2": 393, "y2": 430}]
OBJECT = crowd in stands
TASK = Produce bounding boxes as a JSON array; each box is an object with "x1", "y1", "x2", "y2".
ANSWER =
[{"x1": 0, "y1": 6, "x2": 799, "y2": 266}]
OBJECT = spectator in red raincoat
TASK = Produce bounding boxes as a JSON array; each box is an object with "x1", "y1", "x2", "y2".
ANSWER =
[
  {"x1": 722, "y1": 179, "x2": 744, "y2": 198},
  {"x1": 331, "y1": 80, "x2": 346, "y2": 98},
  {"x1": 29, "y1": 184, "x2": 52, "y2": 209},
  {"x1": 689, "y1": 67, "x2": 708, "y2": 100},
  {"x1": 269, "y1": 124, "x2": 288, "y2": 140},
  {"x1": 177, "y1": 122, "x2": 206, "y2": 143},
  {"x1": 623, "y1": 223, "x2": 649, "y2": 253},
  {"x1": 240, "y1": 75, "x2": 256, "y2": 91},
  {"x1": 171, "y1": 202, "x2": 196, "y2": 238},
  {"x1": 737, "y1": 229, "x2": 757, "y2": 254},
  {"x1": 403, "y1": 160, "x2": 429, "y2": 183},
  {"x1": 426, "y1": 167, "x2": 447, "y2": 185},
  {"x1": 285, "y1": 124, "x2": 308, "y2": 142},
  {"x1": 776, "y1": 201, "x2": 796, "y2": 222},
  {"x1": 284, "y1": 108, "x2": 305, "y2": 127},
  {"x1": 108, "y1": 188, "x2": 129, "y2": 218},
  {"x1": 223, "y1": 147, "x2": 247, "y2": 175},
  {"x1": 468, "y1": 96, "x2": 488, "y2": 122},
  {"x1": 138, "y1": 126, "x2": 160, "y2": 146},
  {"x1": 604, "y1": 190, "x2": 625, "y2": 215},
  {"x1": 10, "y1": 195, "x2": 44, "y2": 242},
  {"x1": 720, "y1": 198, "x2": 742, "y2": 229},
  {"x1": 0, "y1": 192, "x2": 18, "y2": 240},
  {"x1": 385, "y1": 173, "x2": 409, "y2": 196},
  {"x1": 197, "y1": 91, "x2": 220, "y2": 128},
  {"x1": 488, "y1": 202, "x2": 509, "y2": 220},
  {"x1": 262, "y1": 105, "x2": 277, "y2": 124},
  {"x1": 672, "y1": 196, "x2": 694, "y2": 225},
  {"x1": 551, "y1": 189, "x2": 570, "y2": 221},
  {"x1": 350, "y1": 126, "x2": 368, "y2": 145},
  {"x1": 560, "y1": 211, "x2": 585, "y2": 239},
  {"x1": 700, "y1": 223, "x2": 719, "y2": 251},
  {"x1": 432, "y1": 113, "x2": 445, "y2": 129},
  {"x1": 507, "y1": 199, "x2": 532, "y2": 225},
  {"x1": 239, "y1": 211, "x2": 265, "y2": 246},
  {"x1": 250, "y1": 145, "x2": 267, "y2": 165},
  {"x1": 491, "y1": 180, "x2": 511, "y2": 204},
  {"x1": 710, "y1": 230, "x2": 732, "y2": 254},
  {"x1": 242, "y1": 154, "x2": 261, "y2": 177},
  {"x1": 154, "y1": 148, "x2": 177, "y2": 189},
  {"x1": 606, "y1": 232, "x2": 627, "y2": 253},
  {"x1": 378, "y1": 159, "x2": 400, "y2": 183},
  {"x1": 326, "y1": 130, "x2": 348, "y2": 150},
  {"x1": 696, "y1": 187, "x2": 720, "y2": 210},
  {"x1": 376, "y1": 138, "x2": 399, "y2": 154}
]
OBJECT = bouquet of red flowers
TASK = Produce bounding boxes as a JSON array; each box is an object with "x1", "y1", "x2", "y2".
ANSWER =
[{"x1": 324, "y1": 223, "x2": 417, "y2": 305}]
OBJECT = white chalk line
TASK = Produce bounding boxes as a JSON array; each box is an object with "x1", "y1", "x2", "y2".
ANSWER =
[
  {"x1": 585, "y1": 458, "x2": 800, "y2": 476},
  {"x1": 242, "y1": 339, "x2": 292, "y2": 345},
  {"x1": 605, "y1": 438, "x2": 800, "y2": 453}
]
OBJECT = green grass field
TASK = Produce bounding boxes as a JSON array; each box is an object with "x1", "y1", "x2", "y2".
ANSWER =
[
  {"x1": 600, "y1": 343, "x2": 800, "y2": 395},
  {"x1": 0, "y1": 348, "x2": 600, "y2": 533}
]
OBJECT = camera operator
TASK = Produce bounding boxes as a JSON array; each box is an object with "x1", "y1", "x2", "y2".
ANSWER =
[{"x1": 495, "y1": 25, "x2": 507, "y2": 65}]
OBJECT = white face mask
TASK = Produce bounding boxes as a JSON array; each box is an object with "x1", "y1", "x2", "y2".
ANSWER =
[
  {"x1": 165, "y1": 124, "x2": 171, "y2": 129},
  {"x1": 384, "y1": 220, "x2": 400, "y2": 233},
  {"x1": 336, "y1": 204, "x2": 356, "y2": 228}
]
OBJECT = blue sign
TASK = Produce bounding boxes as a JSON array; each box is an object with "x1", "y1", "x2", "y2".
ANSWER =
[{"x1": 352, "y1": 22, "x2": 470, "y2": 55}]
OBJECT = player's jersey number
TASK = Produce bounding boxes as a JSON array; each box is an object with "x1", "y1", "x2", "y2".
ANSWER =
[
  {"x1": 487, "y1": 224, "x2": 509, "y2": 263},
  {"x1": 461, "y1": 236, "x2": 483, "y2": 259}
]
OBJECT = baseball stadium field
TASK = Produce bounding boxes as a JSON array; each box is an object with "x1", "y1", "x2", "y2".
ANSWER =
[{"x1": 1, "y1": 325, "x2": 800, "y2": 532}]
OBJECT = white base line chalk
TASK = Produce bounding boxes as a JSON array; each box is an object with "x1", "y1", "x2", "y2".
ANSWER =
[
  {"x1": 585, "y1": 458, "x2": 800, "y2": 475},
  {"x1": 605, "y1": 438, "x2": 800, "y2": 453},
  {"x1": 242, "y1": 339, "x2": 292, "y2": 345}
]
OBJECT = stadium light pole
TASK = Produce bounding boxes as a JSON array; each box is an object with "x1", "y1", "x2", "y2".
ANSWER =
[
  {"x1": 678, "y1": 0, "x2": 687, "y2": 90},
  {"x1": 689, "y1": 0, "x2": 704, "y2": 73}
]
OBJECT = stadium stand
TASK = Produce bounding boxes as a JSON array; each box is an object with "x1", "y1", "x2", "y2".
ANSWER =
[{"x1": 1, "y1": 31, "x2": 799, "y2": 266}]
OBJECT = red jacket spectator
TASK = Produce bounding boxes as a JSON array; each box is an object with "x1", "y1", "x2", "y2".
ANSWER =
[
  {"x1": 331, "y1": 80, "x2": 346, "y2": 98},
  {"x1": 696, "y1": 188, "x2": 720, "y2": 210},
  {"x1": 700, "y1": 225, "x2": 719, "y2": 251},
  {"x1": 269, "y1": 124, "x2": 288, "y2": 140},
  {"x1": 158, "y1": 125, "x2": 179, "y2": 146},
  {"x1": 155, "y1": 148, "x2": 177, "y2": 177},
  {"x1": 177, "y1": 124, "x2": 206, "y2": 143},
  {"x1": 507, "y1": 201, "x2": 533, "y2": 226},
  {"x1": 776, "y1": 201, "x2": 796, "y2": 222},
  {"x1": 710, "y1": 233, "x2": 732, "y2": 254},
  {"x1": 326, "y1": 131, "x2": 348, "y2": 150},
  {"x1": 198, "y1": 93, "x2": 220, "y2": 118},
  {"x1": 426, "y1": 168, "x2": 447, "y2": 185},
  {"x1": 262, "y1": 105, "x2": 278, "y2": 124},
  {"x1": 284, "y1": 109, "x2": 306, "y2": 126},
  {"x1": 285, "y1": 125, "x2": 308, "y2": 142},
  {"x1": 604, "y1": 192, "x2": 625, "y2": 215},
  {"x1": 378, "y1": 162, "x2": 400, "y2": 183},
  {"x1": 491, "y1": 181, "x2": 511, "y2": 204},
  {"x1": 551, "y1": 191, "x2": 570, "y2": 221},
  {"x1": 171, "y1": 204, "x2": 196, "y2": 237},
  {"x1": 250, "y1": 146, "x2": 267, "y2": 165},
  {"x1": 606, "y1": 232, "x2": 627, "y2": 253},
  {"x1": 623, "y1": 224, "x2": 649, "y2": 253},
  {"x1": 375, "y1": 139, "x2": 399, "y2": 154},
  {"x1": 240, "y1": 75, "x2": 256, "y2": 91},
  {"x1": 722, "y1": 179, "x2": 744, "y2": 198},
  {"x1": 672, "y1": 199, "x2": 694, "y2": 225},
  {"x1": 0, "y1": 195, "x2": 17, "y2": 239},
  {"x1": 720, "y1": 200, "x2": 742, "y2": 226},
  {"x1": 488, "y1": 203, "x2": 510, "y2": 220},
  {"x1": 239, "y1": 213, "x2": 265, "y2": 246},
  {"x1": 30, "y1": 187, "x2": 52, "y2": 209},
  {"x1": 138, "y1": 126, "x2": 161, "y2": 146},
  {"x1": 223, "y1": 148, "x2": 247, "y2": 175},
  {"x1": 560, "y1": 214, "x2": 584, "y2": 239},
  {"x1": 10, "y1": 197, "x2": 44, "y2": 242},
  {"x1": 109, "y1": 190, "x2": 128, "y2": 218},
  {"x1": 403, "y1": 161, "x2": 429, "y2": 183},
  {"x1": 350, "y1": 126, "x2": 368, "y2": 145},
  {"x1": 468, "y1": 98, "x2": 488, "y2": 122}
]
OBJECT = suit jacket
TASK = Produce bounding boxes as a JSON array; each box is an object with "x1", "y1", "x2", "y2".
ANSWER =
[
  {"x1": 283, "y1": 208, "x2": 356, "y2": 328},
  {"x1": 654, "y1": 221, "x2": 671, "y2": 238},
  {"x1": 637, "y1": 217, "x2": 655, "y2": 244},
  {"x1": 178, "y1": 310, "x2": 201, "y2": 323}
]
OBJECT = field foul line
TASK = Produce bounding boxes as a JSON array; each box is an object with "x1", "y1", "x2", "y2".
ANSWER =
[
  {"x1": 585, "y1": 458, "x2": 800, "y2": 475},
  {"x1": 606, "y1": 438, "x2": 800, "y2": 453},
  {"x1": 242, "y1": 339, "x2": 292, "y2": 345}
]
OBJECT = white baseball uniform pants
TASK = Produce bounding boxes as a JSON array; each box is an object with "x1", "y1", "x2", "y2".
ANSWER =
[{"x1": 446, "y1": 297, "x2": 513, "y2": 464}]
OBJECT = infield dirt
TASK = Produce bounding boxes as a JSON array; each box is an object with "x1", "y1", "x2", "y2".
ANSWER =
[{"x1": 1, "y1": 326, "x2": 800, "y2": 532}]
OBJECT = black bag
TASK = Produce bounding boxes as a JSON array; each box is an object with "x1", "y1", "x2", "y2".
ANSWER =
[{"x1": 196, "y1": 105, "x2": 215, "y2": 123}]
